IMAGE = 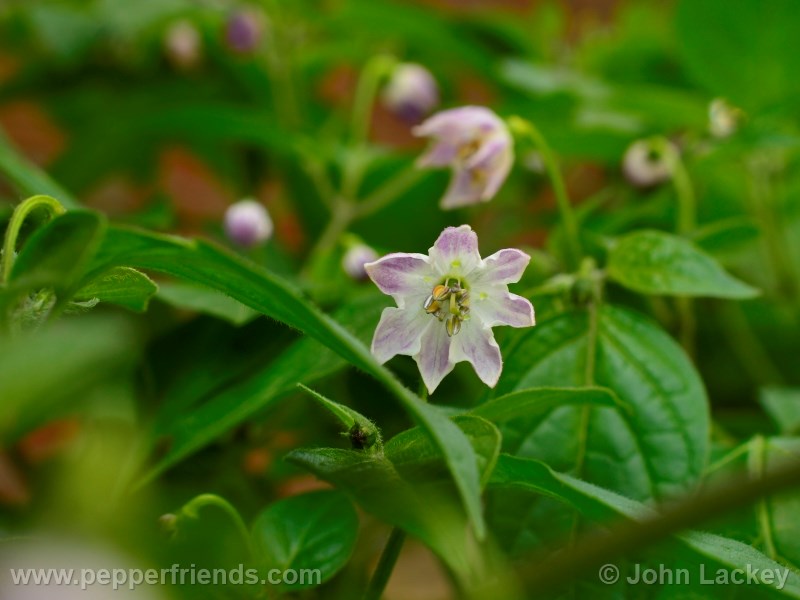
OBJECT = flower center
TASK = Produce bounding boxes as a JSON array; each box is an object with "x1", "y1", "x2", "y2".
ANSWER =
[{"x1": 422, "y1": 279, "x2": 470, "y2": 337}]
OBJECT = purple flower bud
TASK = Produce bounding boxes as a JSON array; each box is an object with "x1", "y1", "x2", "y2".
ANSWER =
[
  {"x1": 382, "y1": 63, "x2": 439, "y2": 123},
  {"x1": 224, "y1": 200, "x2": 273, "y2": 248},
  {"x1": 413, "y1": 106, "x2": 514, "y2": 209},
  {"x1": 164, "y1": 20, "x2": 202, "y2": 70},
  {"x1": 225, "y1": 10, "x2": 264, "y2": 54},
  {"x1": 622, "y1": 138, "x2": 677, "y2": 188},
  {"x1": 342, "y1": 244, "x2": 379, "y2": 280}
]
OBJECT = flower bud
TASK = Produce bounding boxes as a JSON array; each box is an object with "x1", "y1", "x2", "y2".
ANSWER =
[
  {"x1": 225, "y1": 9, "x2": 265, "y2": 54},
  {"x1": 224, "y1": 199, "x2": 273, "y2": 248},
  {"x1": 382, "y1": 63, "x2": 440, "y2": 123},
  {"x1": 164, "y1": 20, "x2": 202, "y2": 71},
  {"x1": 622, "y1": 138, "x2": 677, "y2": 188},
  {"x1": 709, "y1": 98, "x2": 742, "y2": 138},
  {"x1": 342, "y1": 243, "x2": 378, "y2": 280}
]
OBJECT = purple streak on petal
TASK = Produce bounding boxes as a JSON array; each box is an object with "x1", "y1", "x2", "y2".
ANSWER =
[
  {"x1": 429, "y1": 225, "x2": 482, "y2": 273},
  {"x1": 472, "y1": 290, "x2": 535, "y2": 328},
  {"x1": 449, "y1": 320, "x2": 502, "y2": 388},
  {"x1": 418, "y1": 140, "x2": 458, "y2": 168},
  {"x1": 414, "y1": 323, "x2": 454, "y2": 394},
  {"x1": 364, "y1": 252, "x2": 432, "y2": 303},
  {"x1": 371, "y1": 307, "x2": 431, "y2": 364},
  {"x1": 481, "y1": 145, "x2": 513, "y2": 200},
  {"x1": 473, "y1": 248, "x2": 530, "y2": 285},
  {"x1": 440, "y1": 168, "x2": 484, "y2": 209}
]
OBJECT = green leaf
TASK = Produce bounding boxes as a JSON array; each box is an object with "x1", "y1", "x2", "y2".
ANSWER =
[
  {"x1": 471, "y1": 387, "x2": 623, "y2": 424},
  {"x1": 384, "y1": 415, "x2": 501, "y2": 487},
  {"x1": 0, "y1": 317, "x2": 135, "y2": 441},
  {"x1": 298, "y1": 385, "x2": 380, "y2": 450},
  {"x1": 156, "y1": 280, "x2": 258, "y2": 325},
  {"x1": 250, "y1": 490, "x2": 358, "y2": 589},
  {"x1": 490, "y1": 454, "x2": 800, "y2": 598},
  {"x1": 286, "y1": 448, "x2": 517, "y2": 596},
  {"x1": 73, "y1": 267, "x2": 157, "y2": 313},
  {"x1": 760, "y1": 388, "x2": 800, "y2": 435},
  {"x1": 497, "y1": 305, "x2": 710, "y2": 501},
  {"x1": 9, "y1": 211, "x2": 106, "y2": 295},
  {"x1": 607, "y1": 230, "x2": 759, "y2": 299},
  {"x1": 91, "y1": 226, "x2": 484, "y2": 537},
  {"x1": 0, "y1": 131, "x2": 80, "y2": 209},
  {"x1": 144, "y1": 292, "x2": 388, "y2": 480},
  {"x1": 676, "y1": 0, "x2": 800, "y2": 110}
]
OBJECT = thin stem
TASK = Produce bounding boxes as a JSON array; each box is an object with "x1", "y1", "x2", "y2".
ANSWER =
[
  {"x1": 2, "y1": 194, "x2": 65, "y2": 283},
  {"x1": 350, "y1": 55, "x2": 396, "y2": 149},
  {"x1": 363, "y1": 528, "x2": 406, "y2": 600},
  {"x1": 181, "y1": 494, "x2": 254, "y2": 558},
  {"x1": 303, "y1": 201, "x2": 355, "y2": 273},
  {"x1": 522, "y1": 454, "x2": 800, "y2": 592},
  {"x1": 508, "y1": 116, "x2": 582, "y2": 270},
  {"x1": 670, "y1": 154, "x2": 697, "y2": 359},
  {"x1": 749, "y1": 436, "x2": 778, "y2": 560},
  {"x1": 355, "y1": 167, "x2": 426, "y2": 218}
]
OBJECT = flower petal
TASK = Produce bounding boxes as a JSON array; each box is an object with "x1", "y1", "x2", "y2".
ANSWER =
[
  {"x1": 371, "y1": 307, "x2": 431, "y2": 364},
  {"x1": 428, "y1": 225, "x2": 482, "y2": 276},
  {"x1": 449, "y1": 319, "x2": 502, "y2": 388},
  {"x1": 414, "y1": 323, "x2": 455, "y2": 394},
  {"x1": 481, "y1": 144, "x2": 513, "y2": 200},
  {"x1": 471, "y1": 248, "x2": 530, "y2": 286},
  {"x1": 440, "y1": 168, "x2": 485, "y2": 209},
  {"x1": 418, "y1": 140, "x2": 459, "y2": 168},
  {"x1": 471, "y1": 288, "x2": 535, "y2": 328},
  {"x1": 365, "y1": 253, "x2": 434, "y2": 305}
]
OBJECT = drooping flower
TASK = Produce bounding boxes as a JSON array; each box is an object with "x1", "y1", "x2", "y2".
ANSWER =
[
  {"x1": 365, "y1": 225, "x2": 535, "y2": 393},
  {"x1": 224, "y1": 199, "x2": 273, "y2": 248},
  {"x1": 342, "y1": 243, "x2": 379, "y2": 280},
  {"x1": 622, "y1": 137, "x2": 677, "y2": 187},
  {"x1": 413, "y1": 106, "x2": 514, "y2": 210},
  {"x1": 382, "y1": 63, "x2": 440, "y2": 123}
]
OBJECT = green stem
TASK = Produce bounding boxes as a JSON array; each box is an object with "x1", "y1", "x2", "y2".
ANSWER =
[
  {"x1": 181, "y1": 494, "x2": 254, "y2": 558},
  {"x1": 355, "y1": 167, "x2": 426, "y2": 218},
  {"x1": 507, "y1": 116, "x2": 582, "y2": 271},
  {"x1": 350, "y1": 55, "x2": 396, "y2": 149},
  {"x1": 670, "y1": 154, "x2": 697, "y2": 359},
  {"x1": 749, "y1": 436, "x2": 778, "y2": 560},
  {"x1": 363, "y1": 528, "x2": 406, "y2": 600},
  {"x1": 2, "y1": 194, "x2": 65, "y2": 283}
]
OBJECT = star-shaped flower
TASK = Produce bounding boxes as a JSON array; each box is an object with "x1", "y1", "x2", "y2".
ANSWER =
[
  {"x1": 365, "y1": 225, "x2": 535, "y2": 393},
  {"x1": 413, "y1": 106, "x2": 514, "y2": 209}
]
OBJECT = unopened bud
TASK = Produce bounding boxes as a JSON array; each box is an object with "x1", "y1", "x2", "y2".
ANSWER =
[
  {"x1": 709, "y1": 98, "x2": 742, "y2": 139},
  {"x1": 225, "y1": 10, "x2": 265, "y2": 54},
  {"x1": 342, "y1": 244, "x2": 378, "y2": 280},
  {"x1": 622, "y1": 138, "x2": 677, "y2": 188},
  {"x1": 164, "y1": 20, "x2": 202, "y2": 70},
  {"x1": 224, "y1": 199, "x2": 273, "y2": 248},
  {"x1": 382, "y1": 63, "x2": 439, "y2": 123}
]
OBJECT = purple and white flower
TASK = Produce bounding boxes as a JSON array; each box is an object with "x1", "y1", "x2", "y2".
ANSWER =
[
  {"x1": 224, "y1": 199, "x2": 273, "y2": 248},
  {"x1": 382, "y1": 63, "x2": 440, "y2": 123},
  {"x1": 225, "y1": 10, "x2": 264, "y2": 54},
  {"x1": 164, "y1": 20, "x2": 202, "y2": 71},
  {"x1": 365, "y1": 225, "x2": 535, "y2": 393},
  {"x1": 413, "y1": 106, "x2": 514, "y2": 209}
]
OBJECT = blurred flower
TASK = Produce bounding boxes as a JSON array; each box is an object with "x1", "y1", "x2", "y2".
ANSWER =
[
  {"x1": 709, "y1": 98, "x2": 742, "y2": 138},
  {"x1": 622, "y1": 137, "x2": 677, "y2": 187},
  {"x1": 342, "y1": 243, "x2": 378, "y2": 280},
  {"x1": 225, "y1": 10, "x2": 265, "y2": 54},
  {"x1": 366, "y1": 225, "x2": 534, "y2": 393},
  {"x1": 413, "y1": 106, "x2": 514, "y2": 209},
  {"x1": 382, "y1": 63, "x2": 440, "y2": 123},
  {"x1": 224, "y1": 199, "x2": 273, "y2": 248},
  {"x1": 164, "y1": 20, "x2": 202, "y2": 71}
]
